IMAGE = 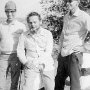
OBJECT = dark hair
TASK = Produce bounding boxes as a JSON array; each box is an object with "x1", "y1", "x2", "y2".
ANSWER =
[
  {"x1": 27, "y1": 12, "x2": 41, "y2": 23},
  {"x1": 67, "y1": 0, "x2": 80, "y2": 3}
]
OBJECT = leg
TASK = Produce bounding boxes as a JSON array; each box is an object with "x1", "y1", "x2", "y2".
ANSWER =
[
  {"x1": 0, "y1": 55, "x2": 9, "y2": 90},
  {"x1": 55, "y1": 54, "x2": 70, "y2": 90},
  {"x1": 42, "y1": 70, "x2": 55, "y2": 90},
  {"x1": 10, "y1": 53, "x2": 21, "y2": 90},
  {"x1": 70, "y1": 53, "x2": 82, "y2": 90},
  {"x1": 23, "y1": 68, "x2": 40, "y2": 90}
]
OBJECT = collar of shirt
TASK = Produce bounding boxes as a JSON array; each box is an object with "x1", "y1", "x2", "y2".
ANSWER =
[
  {"x1": 27, "y1": 27, "x2": 45, "y2": 37},
  {"x1": 68, "y1": 8, "x2": 81, "y2": 17},
  {"x1": 4, "y1": 19, "x2": 17, "y2": 25},
  {"x1": 73, "y1": 8, "x2": 81, "y2": 16}
]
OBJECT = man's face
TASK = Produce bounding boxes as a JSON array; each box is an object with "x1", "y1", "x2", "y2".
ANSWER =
[
  {"x1": 5, "y1": 10, "x2": 16, "y2": 22},
  {"x1": 28, "y1": 16, "x2": 41, "y2": 34},
  {"x1": 68, "y1": 1, "x2": 79, "y2": 14}
]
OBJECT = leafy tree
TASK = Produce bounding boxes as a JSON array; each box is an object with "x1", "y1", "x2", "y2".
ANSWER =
[
  {"x1": 79, "y1": 0, "x2": 90, "y2": 11},
  {"x1": 40, "y1": 0, "x2": 67, "y2": 43},
  {"x1": 40, "y1": 0, "x2": 90, "y2": 43}
]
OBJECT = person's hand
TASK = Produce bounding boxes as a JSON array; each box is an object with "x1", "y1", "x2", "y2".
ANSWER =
[
  {"x1": 54, "y1": 60, "x2": 58, "y2": 76},
  {"x1": 25, "y1": 61, "x2": 40, "y2": 72}
]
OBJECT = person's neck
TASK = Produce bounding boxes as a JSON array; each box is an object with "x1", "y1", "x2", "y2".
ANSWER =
[
  {"x1": 36, "y1": 27, "x2": 41, "y2": 34},
  {"x1": 69, "y1": 7, "x2": 79, "y2": 16},
  {"x1": 69, "y1": 10, "x2": 73, "y2": 16},
  {"x1": 30, "y1": 27, "x2": 41, "y2": 35},
  {"x1": 7, "y1": 19, "x2": 15, "y2": 24}
]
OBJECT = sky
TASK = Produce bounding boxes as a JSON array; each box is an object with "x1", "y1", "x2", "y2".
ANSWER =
[{"x1": 0, "y1": 0, "x2": 42, "y2": 18}]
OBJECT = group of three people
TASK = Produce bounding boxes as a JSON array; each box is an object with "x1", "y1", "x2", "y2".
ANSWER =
[{"x1": 0, "y1": 0, "x2": 90, "y2": 90}]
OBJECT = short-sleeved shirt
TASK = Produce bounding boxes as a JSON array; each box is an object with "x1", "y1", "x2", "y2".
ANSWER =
[
  {"x1": 61, "y1": 8, "x2": 90, "y2": 56},
  {"x1": 0, "y1": 20, "x2": 26, "y2": 54}
]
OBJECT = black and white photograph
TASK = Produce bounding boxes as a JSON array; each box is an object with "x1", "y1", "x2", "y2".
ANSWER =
[{"x1": 0, "y1": 0, "x2": 90, "y2": 90}]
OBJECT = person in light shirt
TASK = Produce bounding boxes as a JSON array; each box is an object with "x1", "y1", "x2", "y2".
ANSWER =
[
  {"x1": 0, "y1": 1, "x2": 26, "y2": 90},
  {"x1": 17, "y1": 12, "x2": 55, "y2": 90},
  {"x1": 55, "y1": 0, "x2": 90, "y2": 90}
]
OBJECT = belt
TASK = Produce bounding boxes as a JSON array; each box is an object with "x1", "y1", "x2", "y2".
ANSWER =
[
  {"x1": 81, "y1": 68, "x2": 90, "y2": 76},
  {"x1": 1, "y1": 51, "x2": 16, "y2": 55}
]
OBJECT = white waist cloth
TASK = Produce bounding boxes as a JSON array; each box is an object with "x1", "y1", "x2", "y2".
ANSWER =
[{"x1": 80, "y1": 53, "x2": 90, "y2": 90}]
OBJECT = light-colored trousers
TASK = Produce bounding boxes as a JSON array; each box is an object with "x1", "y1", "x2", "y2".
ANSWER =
[
  {"x1": 22, "y1": 67, "x2": 55, "y2": 90},
  {"x1": 0, "y1": 54, "x2": 10, "y2": 90}
]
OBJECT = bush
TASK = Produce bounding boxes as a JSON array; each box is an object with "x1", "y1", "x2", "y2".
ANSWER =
[{"x1": 40, "y1": 0, "x2": 90, "y2": 43}]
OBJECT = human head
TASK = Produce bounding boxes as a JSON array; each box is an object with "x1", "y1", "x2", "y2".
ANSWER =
[
  {"x1": 27, "y1": 12, "x2": 42, "y2": 34},
  {"x1": 5, "y1": 1, "x2": 16, "y2": 23},
  {"x1": 67, "y1": 0, "x2": 80, "y2": 14}
]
